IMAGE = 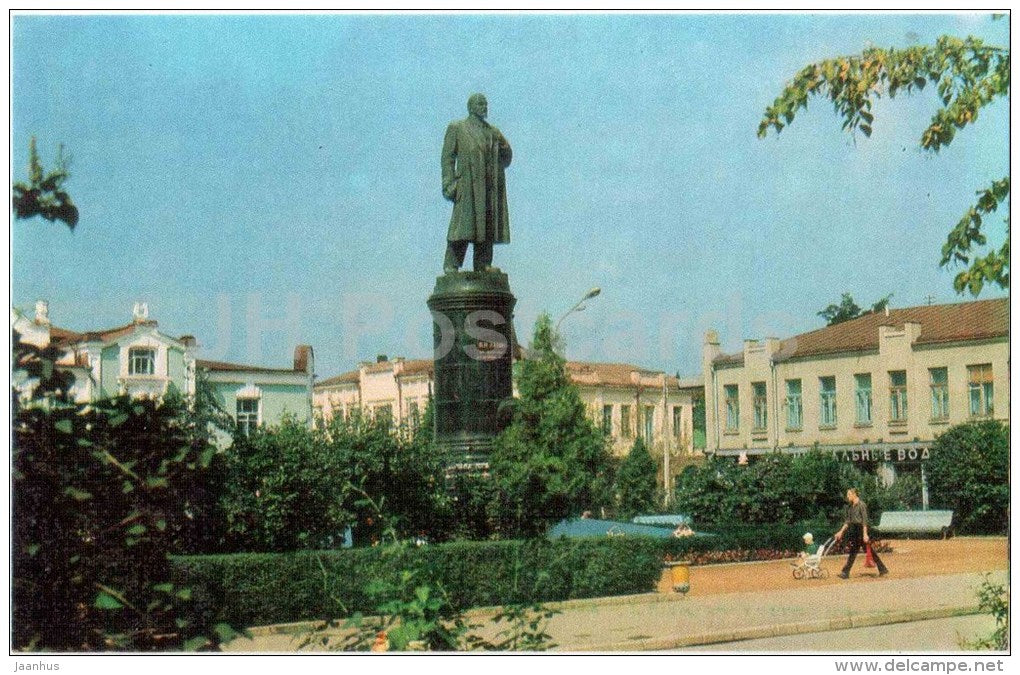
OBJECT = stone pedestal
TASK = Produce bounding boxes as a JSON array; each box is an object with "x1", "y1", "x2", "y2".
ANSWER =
[{"x1": 427, "y1": 270, "x2": 516, "y2": 468}]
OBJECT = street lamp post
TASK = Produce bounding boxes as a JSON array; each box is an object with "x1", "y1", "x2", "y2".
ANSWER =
[{"x1": 555, "y1": 287, "x2": 601, "y2": 333}]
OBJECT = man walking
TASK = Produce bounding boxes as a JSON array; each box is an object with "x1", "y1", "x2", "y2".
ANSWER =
[{"x1": 834, "y1": 488, "x2": 888, "y2": 578}]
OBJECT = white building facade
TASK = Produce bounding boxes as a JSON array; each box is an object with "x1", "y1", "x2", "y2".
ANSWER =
[
  {"x1": 703, "y1": 298, "x2": 1008, "y2": 497},
  {"x1": 12, "y1": 300, "x2": 315, "y2": 436}
]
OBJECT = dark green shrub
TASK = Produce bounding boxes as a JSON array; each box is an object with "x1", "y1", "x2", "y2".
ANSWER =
[
  {"x1": 13, "y1": 397, "x2": 233, "y2": 651},
  {"x1": 927, "y1": 420, "x2": 1009, "y2": 534},
  {"x1": 174, "y1": 523, "x2": 814, "y2": 629},
  {"x1": 174, "y1": 537, "x2": 668, "y2": 628},
  {"x1": 674, "y1": 452, "x2": 904, "y2": 528},
  {"x1": 221, "y1": 418, "x2": 351, "y2": 552},
  {"x1": 219, "y1": 408, "x2": 448, "y2": 552},
  {"x1": 615, "y1": 437, "x2": 660, "y2": 518}
]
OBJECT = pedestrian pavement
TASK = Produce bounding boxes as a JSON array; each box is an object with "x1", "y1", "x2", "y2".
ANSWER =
[
  {"x1": 541, "y1": 570, "x2": 1006, "y2": 651},
  {"x1": 225, "y1": 569, "x2": 1005, "y2": 652}
]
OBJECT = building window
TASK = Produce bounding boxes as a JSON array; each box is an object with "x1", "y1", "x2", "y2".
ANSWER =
[
  {"x1": 620, "y1": 404, "x2": 632, "y2": 438},
  {"x1": 237, "y1": 398, "x2": 259, "y2": 436},
  {"x1": 724, "y1": 385, "x2": 739, "y2": 432},
  {"x1": 752, "y1": 382, "x2": 767, "y2": 431},
  {"x1": 855, "y1": 374, "x2": 872, "y2": 425},
  {"x1": 643, "y1": 405, "x2": 655, "y2": 441},
  {"x1": 375, "y1": 404, "x2": 393, "y2": 427},
  {"x1": 128, "y1": 347, "x2": 155, "y2": 375},
  {"x1": 929, "y1": 367, "x2": 949, "y2": 421},
  {"x1": 408, "y1": 400, "x2": 420, "y2": 430},
  {"x1": 672, "y1": 405, "x2": 684, "y2": 438},
  {"x1": 889, "y1": 371, "x2": 908, "y2": 422},
  {"x1": 819, "y1": 376, "x2": 837, "y2": 428},
  {"x1": 785, "y1": 379, "x2": 802, "y2": 430},
  {"x1": 602, "y1": 404, "x2": 613, "y2": 435},
  {"x1": 967, "y1": 364, "x2": 994, "y2": 417},
  {"x1": 692, "y1": 395, "x2": 707, "y2": 449}
]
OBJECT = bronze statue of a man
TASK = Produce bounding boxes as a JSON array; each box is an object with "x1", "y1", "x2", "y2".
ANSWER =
[{"x1": 441, "y1": 93, "x2": 512, "y2": 273}]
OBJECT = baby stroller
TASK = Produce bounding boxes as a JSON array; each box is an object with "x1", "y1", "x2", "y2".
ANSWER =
[{"x1": 791, "y1": 536, "x2": 835, "y2": 579}]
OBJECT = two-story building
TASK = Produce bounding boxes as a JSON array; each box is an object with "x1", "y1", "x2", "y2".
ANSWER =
[
  {"x1": 703, "y1": 298, "x2": 1008, "y2": 498},
  {"x1": 13, "y1": 301, "x2": 198, "y2": 403},
  {"x1": 314, "y1": 356, "x2": 704, "y2": 470},
  {"x1": 12, "y1": 300, "x2": 315, "y2": 437}
]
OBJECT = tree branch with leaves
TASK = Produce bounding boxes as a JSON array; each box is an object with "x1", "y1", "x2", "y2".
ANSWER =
[
  {"x1": 759, "y1": 34, "x2": 1009, "y2": 295},
  {"x1": 12, "y1": 136, "x2": 79, "y2": 230}
]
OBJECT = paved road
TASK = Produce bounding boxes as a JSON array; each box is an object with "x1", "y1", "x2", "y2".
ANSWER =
[{"x1": 676, "y1": 615, "x2": 997, "y2": 652}]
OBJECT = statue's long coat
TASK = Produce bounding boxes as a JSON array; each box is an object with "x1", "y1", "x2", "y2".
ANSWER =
[{"x1": 441, "y1": 116, "x2": 512, "y2": 244}]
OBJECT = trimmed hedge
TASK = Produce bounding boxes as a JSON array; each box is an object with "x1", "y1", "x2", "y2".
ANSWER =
[
  {"x1": 174, "y1": 538, "x2": 661, "y2": 628},
  {"x1": 173, "y1": 525, "x2": 811, "y2": 628}
]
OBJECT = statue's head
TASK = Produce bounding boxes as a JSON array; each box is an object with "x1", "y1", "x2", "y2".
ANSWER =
[{"x1": 467, "y1": 93, "x2": 488, "y2": 119}]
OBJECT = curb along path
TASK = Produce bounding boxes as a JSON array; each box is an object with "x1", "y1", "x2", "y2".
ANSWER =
[
  {"x1": 226, "y1": 570, "x2": 1005, "y2": 652},
  {"x1": 546, "y1": 571, "x2": 1005, "y2": 651}
]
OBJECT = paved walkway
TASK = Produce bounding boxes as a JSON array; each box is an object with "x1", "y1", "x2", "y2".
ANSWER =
[
  {"x1": 678, "y1": 614, "x2": 997, "y2": 652},
  {"x1": 542, "y1": 570, "x2": 1005, "y2": 651},
  {"x1": 225, "y1": 570, "x2": 1006, "y2": 652}
]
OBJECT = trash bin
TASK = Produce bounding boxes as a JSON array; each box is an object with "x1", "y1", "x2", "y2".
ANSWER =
[{"x1": 665, "y1": 560, "x2": 691, "y2": 595}]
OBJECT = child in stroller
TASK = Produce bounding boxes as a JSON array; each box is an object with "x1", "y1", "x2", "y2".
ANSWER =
[{"x1": 791, "y1": 532, "x2": 834, "y2": 579}]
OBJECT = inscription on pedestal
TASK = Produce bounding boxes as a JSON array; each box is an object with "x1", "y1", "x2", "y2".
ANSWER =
[{"x1": 427, "y1": 270, "x2": 516, "y2": 467}]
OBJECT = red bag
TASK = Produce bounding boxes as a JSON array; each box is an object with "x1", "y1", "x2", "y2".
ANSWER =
[{"x1": 864, "y1": 542, "x2": 876, "y2": 568}]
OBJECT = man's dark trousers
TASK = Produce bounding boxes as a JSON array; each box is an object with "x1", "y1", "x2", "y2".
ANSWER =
[
  {"x1": 444, "y1": 240, "x2": 493, "y2": 272},
  {"x1": 841, "y1": 524, "x2": 888, "y2": 575}
]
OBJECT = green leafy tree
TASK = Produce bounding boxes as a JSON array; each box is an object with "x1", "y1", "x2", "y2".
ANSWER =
[
  {"x1": 11, "y1": 139, "x2": 82, "y2": 405},
  {"x1": 673, "y1": 455, "x2": 797, "y2": 525},
  {"x1": 759, "y1": 33, "x2": 1009, "y2": 295},
  {"x1": 673, "y1": 452, "x2": 900, "y2": 528},
  {"x1": 443, "y1": 472, "x2": 500, "y2": 541},
  {"x1": 220, "y1": 417, "x2": 351, "y2": 552},
  {"x1": 163, "y1": 374, "x2": 234, "y2": 555},
  {"x1": 11, "y1": 139, "x2": 79, "y2": 408},
  {"x1": 489, "y1": 313, "x2": 614, "y2": 537},
  {"x1": 220, "y1": 408, "x2": 448, "y2": 551},
  {"x1": 926, "y1": 420, "x2": 1008, "y2": 534},
  {"x1": 12, "y1": 396, "x2": 237, "y2": 650},
  {"x1": 11, "y1": 327, "x2": 76, "y2": 410},
  {"x1": 615, "y1": 437, "x2": 660, "y2": 518},
  {"x1": 12, "y1": 136, "x2": 79, "y2": 229},
  {"x1": 327, "y1": 408, "x2": 448, "y2": 545},
  {"x1": 817, "y1": 292, "x2": 893, "y2": 326}
]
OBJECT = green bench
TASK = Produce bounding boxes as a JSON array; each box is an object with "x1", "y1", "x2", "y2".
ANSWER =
[{"x1": 876, "y1": 510, "x2": 954, "y2": 539}]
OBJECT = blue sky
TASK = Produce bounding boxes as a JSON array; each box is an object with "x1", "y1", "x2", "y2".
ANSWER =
[{"x1": 11, "y1": 12, "x2": 1009, "y2": 378}]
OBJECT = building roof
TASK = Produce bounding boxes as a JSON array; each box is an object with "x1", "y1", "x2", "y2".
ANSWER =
[
  {"x1": 316, "y1": 370, "x2": 361, "y2": 387},
  {"x1": 196, "y1": 358, "x2": 302, "y2": 374},
  {"x1": 316, "y1": 358, "x2": 689, "y2": 390},
  {"x1": 565, "y1": 361, "x2": 682, "y2": 388},
  {"x1": 48, "y1": 325, "x2": 85, "y2": 345},
  {"x1": 361, "y1": 358, "x2": 435, "y2": 376},
  {"x1": 395, "y1": 359, "x2": 435, "y2": 376},
  {"x1": 48, "y1": 320, "x2": 161, "y2": 346},
  {"x1": 317, "y1": 358, "x2": 434, "y2": 388},
  {"x1": 713, "y1": 298, "x2": 1008, "y2": 365}
]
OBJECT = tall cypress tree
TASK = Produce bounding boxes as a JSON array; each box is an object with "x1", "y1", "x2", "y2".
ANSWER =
[
  {"x1": 615, "y1": 437, "x2": 660, "y2": 519},
  {"x1": 489, "y1": 313, "x2": 614, "y2": 537}
]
